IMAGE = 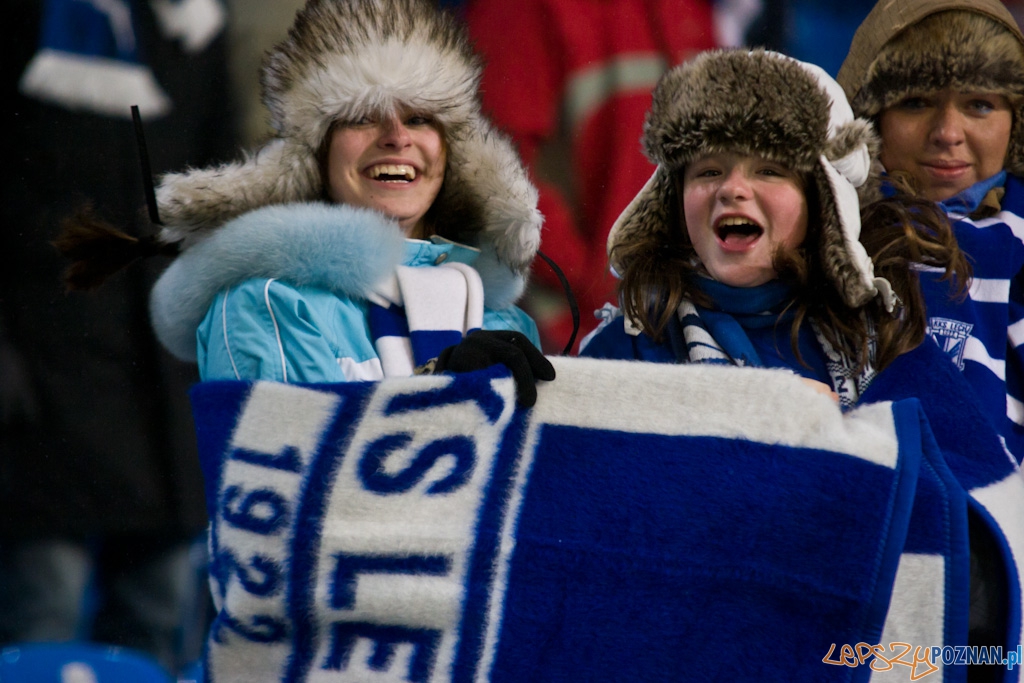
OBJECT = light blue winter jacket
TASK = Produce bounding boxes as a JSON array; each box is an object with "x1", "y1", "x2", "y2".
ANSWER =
[{"x1": 150, "y1": 202, "x2": 540, "y2": 383}]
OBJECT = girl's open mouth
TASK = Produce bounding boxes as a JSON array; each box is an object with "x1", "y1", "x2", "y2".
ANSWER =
[{"x1": 715, "y1": 217, "x2": 763, "y2": 249}]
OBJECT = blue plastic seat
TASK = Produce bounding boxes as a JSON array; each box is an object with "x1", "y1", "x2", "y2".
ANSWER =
[{"x1": 0, "y1": 642, "x2": 173, "y2": 683}]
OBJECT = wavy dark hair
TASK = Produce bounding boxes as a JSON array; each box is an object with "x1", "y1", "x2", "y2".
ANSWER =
[{"x1": 611, "y1": 173, "x2": 970, "y2": 374}]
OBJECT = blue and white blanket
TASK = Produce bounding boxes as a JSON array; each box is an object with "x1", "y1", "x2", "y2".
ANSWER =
[{"x1": 191, "y1": 356, "x2": 1024, "y2": 682}]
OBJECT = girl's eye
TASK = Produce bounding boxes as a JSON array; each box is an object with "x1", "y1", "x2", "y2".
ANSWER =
[
  {"x1": 757, "y1": 165, "x2": 792, "y2": 178},
  {"x1": 406, "y1": 115, "x2": 433, "y2": 126},
  {"x1": 896, "y1": 96, "x2": 929, "y2": 110},
  {"x1": 349, "y1": 115, "x2": 374, "y2": 126},
  {"x1": 692, "y1": 167, "x2": 720, "y2": 178}
]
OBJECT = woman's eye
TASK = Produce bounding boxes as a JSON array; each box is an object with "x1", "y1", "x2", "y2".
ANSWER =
[
  {"x1": 693, "y1": 168, "x2": 720, "y2": 178},
  {"x1": 406, "y1": 115, "x2": 432, "y2": 126},
  {"x1": 968, "y1": 99, "x2": 996, "y2": 114},
  {"x1": 348, "y1": 116, "x2": 374, "y2": 126}
]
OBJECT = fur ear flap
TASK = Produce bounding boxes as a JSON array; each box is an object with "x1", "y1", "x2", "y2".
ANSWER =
[
  {"x1": 1008, "y1": 102, "x2": 1024, "y2": 177},
  {"x1": 825, "y1": 119, "x2": 876, "y2": 164},
  {"x1": 607, "y1": 167, "x2": 674, "y2": 264},
  {"x1": 438, "y1": 118, "x2": 542, "y2": 275},
  {"x1": 157, "y1": 138, "x2": 321, "y2": 246},
  {"x1": 814, "y1": 162, "x2": 879, "y2": 309}
]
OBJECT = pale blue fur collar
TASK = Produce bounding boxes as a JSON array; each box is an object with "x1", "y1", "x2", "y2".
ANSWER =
[{"x1": 150, "y1": 202, "x2": 525, "y2": 361}]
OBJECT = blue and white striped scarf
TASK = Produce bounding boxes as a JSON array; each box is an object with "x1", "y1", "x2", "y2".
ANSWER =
[
  {"x1": 367, "y1": 263, "x2": 484, "y2": 377},
  {"x1": 677, "y1": 279, "x2": 876, "y2": 409}
]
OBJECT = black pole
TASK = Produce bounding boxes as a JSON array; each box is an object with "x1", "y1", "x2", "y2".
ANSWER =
[{"x1": 131, "y1": 105, "x2": 162, "y2": 226}]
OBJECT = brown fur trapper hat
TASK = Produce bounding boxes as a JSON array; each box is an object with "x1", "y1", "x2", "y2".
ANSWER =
[
  {"x1": 837, "y1": 0, "x2": 1024, "y2": 177},
  {"x1": 154, "y1": 0, "x2": 541, "y2": 274},
  {"x1": 609, "y1": 49, "x2": 895, "y2": 311}
]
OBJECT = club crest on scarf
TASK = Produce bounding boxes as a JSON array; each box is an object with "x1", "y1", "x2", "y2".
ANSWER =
[{"x1": 926, "y1": 317, "x2": 974, "y2": 371}]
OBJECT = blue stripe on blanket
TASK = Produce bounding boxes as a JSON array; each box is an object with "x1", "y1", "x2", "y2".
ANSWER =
[
  {"x1": 189, "y1": 357, "x2": 1020, "y2": 683},
  {"x1": 450, "y1": 406, "x2": 531, "y2": 679},
  {"x1": 488, "y1": 418, "x2": 918, "y2": 681},
  {"x1": 286, "y1": 382, "x2": 377, "y2": 680}
]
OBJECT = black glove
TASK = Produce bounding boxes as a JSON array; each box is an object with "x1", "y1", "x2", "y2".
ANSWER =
[{"x1": 433, "y1": 330, "x2": 555, "y2": 407}]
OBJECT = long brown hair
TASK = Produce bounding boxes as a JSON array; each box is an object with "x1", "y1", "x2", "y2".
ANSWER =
[{"x1": 612, "y1": 173, "x2": 969, "y2": 373}]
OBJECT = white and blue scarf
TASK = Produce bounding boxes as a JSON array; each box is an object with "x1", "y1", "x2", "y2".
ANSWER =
[
  {"x1": 367, "y1": 263, "x2": 484, "y2": 377},
  {"x1": 678, "y1": 279, "x2": 876, "y2": 409}
]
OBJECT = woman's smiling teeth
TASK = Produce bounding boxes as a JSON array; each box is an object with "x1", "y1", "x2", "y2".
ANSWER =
[
  {"x1": 715, "y1": 216, "x2": 763, "y2": 245},
  {"x1": 368, "y1": 164, "x2": 417, "y2": 181}
]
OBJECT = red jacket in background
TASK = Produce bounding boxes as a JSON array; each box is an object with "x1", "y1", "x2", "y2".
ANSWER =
[{"x1": 466, "y1": 0, "x2": 717, "y2": 352}]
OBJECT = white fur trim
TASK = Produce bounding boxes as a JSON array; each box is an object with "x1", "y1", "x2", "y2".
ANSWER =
[
  {"x1": 151, "y1": 0, "x2": 226, "y2": 53},
  {"x1": 784, "y1": 53, "x2": 872, "y2": 187}
]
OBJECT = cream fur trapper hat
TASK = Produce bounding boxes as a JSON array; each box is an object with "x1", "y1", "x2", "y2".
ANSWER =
[
  {"x1": 608, "y1": 49, "x2": 896, "y2": 311},
  {"x1": 153, "y1": 0, "x2": 541, "y2": 274}
]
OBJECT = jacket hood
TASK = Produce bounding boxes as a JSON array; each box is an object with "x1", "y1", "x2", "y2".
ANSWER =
[
  {"x1": 150, "y1": 202, "x2": 525, "y2": 361},
  {"x1": 837, "y1": 0, "x2": 1024, "y2": 176},
  {"x1": 153, "y1": 0, "x2": 541, "y2": 276}
]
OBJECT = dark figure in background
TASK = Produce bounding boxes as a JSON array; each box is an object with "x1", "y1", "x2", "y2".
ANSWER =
[{"x1": 0, "y1": 0, "x2": 236, "y2": 669}]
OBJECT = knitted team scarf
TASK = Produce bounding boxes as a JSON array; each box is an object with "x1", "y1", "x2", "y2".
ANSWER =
[
  {"x1": 677, "y1": 279, "x2": 876, "y2": 410},
  {"x1": 879, "y1": 170, "x2": 1007, "y2": 220},
  {"x1": 367, "y1": 262, "x2": 484, "y2": 377}
]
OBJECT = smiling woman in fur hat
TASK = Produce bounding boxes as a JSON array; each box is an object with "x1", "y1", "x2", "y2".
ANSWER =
[
  {"x1": 837, "y1": 0, "x2": 1024, "y2": 464},
  {"x1": 126, "y1": 0, "x2": 553, "y2": 403},
  {"x1": 580, "y1": 49, "x2": 966, "y2": 407}
]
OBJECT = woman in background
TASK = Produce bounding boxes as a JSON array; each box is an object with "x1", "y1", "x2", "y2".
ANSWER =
[{"x1": 838, "y1": 0, "x2": 1024, "y2": 464}]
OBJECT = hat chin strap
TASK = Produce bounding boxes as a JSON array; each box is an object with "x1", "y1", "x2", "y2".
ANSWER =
[
  {"x1": 832, "y1": 145, "x2": 871, "y2": 188},
  {"x1": 819, "y1": 156, "x2": 897, "y2": 313}
]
